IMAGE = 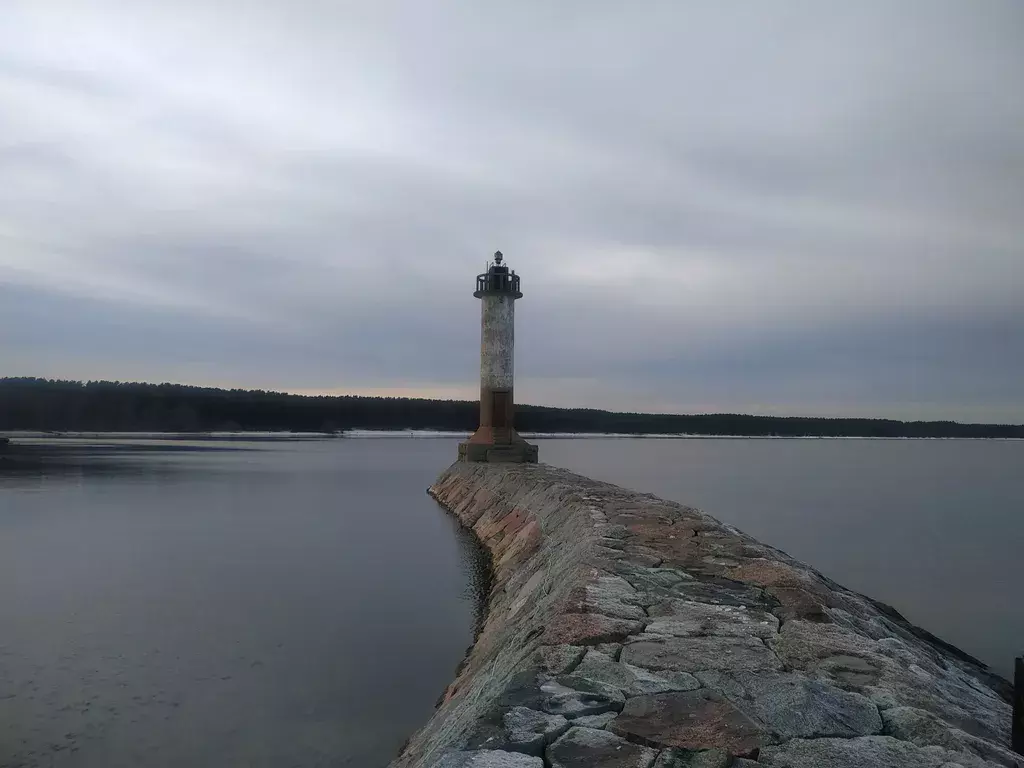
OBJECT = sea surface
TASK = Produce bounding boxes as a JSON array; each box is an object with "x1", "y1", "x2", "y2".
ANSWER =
[
  {"x1": 0, "y1": 438, "x2": 486, "y2": 768},
  {"x1": 1, "y1": 436, "x2": 1020, "y2": 767}
]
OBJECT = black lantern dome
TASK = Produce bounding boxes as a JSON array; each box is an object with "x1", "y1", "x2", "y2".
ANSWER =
[{"x1": 474, "y1": 251, "x2": 522, "y2": 298}]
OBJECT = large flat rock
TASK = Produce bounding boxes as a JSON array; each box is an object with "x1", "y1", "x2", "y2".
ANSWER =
[
  {"x1": 758, "y1": 735, "x2": 1010, "y2": 768},
  {"x1": 696, "y1": 670, "x2": 883, "y2": 740},
  {"x1": 622, "y1": 635, "x2": 783, "y2": 674},
  {"x1": 573, "y1": 655, "x2": 701, "y2": 697},
  {"x1": 547, "y1": 727, "x2": 658, "y2": 768},
  {"x1": 608, "y1": 690, "x2": 766, "y2": 753}
]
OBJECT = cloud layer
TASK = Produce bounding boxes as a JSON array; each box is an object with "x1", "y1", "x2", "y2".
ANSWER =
[{"x1": 2, "y1": 1, "x2": 1022, "y2": 421}]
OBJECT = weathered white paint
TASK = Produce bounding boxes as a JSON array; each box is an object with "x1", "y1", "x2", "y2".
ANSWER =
[{"x1": 480, "y1": 294, "x2": 515, "y2": 390}]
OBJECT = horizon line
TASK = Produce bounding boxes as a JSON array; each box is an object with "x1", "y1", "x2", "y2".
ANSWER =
[{"x1": 4, "y1": 376, "x2": 1022, "y2": 428}]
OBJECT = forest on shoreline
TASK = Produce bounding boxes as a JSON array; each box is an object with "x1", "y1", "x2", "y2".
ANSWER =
[{"x1": 1, "y1": 378, "x2": 1021, "y2": 438}]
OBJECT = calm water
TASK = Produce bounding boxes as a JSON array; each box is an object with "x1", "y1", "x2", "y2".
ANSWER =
[
  {"x1": 0, "y1": 439, "x2": 486, "y2": 768},
  {"x1": 2, "y1": 437, "x2": 1021, "y2": 767}
]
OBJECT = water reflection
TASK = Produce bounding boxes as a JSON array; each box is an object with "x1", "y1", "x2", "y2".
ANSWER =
[
  {"x1": 0, "y1": 439, "x2": 246, "y2": 484},
  {"x1": 1, "y1": 437, "x2": 479, "y2": 768}
]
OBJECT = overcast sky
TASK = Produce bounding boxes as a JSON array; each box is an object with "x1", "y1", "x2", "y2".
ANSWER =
[{"x1": 2, "y1": 1, "x2": 1022, "y2": 422}]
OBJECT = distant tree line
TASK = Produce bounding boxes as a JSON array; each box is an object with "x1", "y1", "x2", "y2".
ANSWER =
[{"x1": 1, "y1": 378, "x2": 1021, "y2": 438}]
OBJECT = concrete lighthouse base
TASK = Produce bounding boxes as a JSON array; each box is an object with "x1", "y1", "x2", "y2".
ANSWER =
[{"x1": 458, "y1": 433, "x2": 538, "y2": 463}]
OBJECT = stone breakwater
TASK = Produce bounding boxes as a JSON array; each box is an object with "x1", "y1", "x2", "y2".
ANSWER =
[{"x1": 391, "y1": 462, "x2": 1017, "y2": 768}]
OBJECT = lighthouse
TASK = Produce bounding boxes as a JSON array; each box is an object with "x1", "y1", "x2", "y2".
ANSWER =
[{"x1": 458, "y1": 251, "x2": 539, "y2": 463}]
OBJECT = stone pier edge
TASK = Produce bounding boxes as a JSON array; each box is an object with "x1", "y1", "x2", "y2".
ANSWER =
[{"x1": 389, "y1": 462, "x2": 1017, "y2": 768}]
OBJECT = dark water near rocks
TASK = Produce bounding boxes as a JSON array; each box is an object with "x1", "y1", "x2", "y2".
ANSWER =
[{"x1": 2, "y1": 436, "x2": 1021, "y2": 767}]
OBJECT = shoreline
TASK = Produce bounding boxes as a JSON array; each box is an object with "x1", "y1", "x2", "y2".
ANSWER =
[{"x1": 3, "y1": 430, "x2": 1023, "y2": 442}]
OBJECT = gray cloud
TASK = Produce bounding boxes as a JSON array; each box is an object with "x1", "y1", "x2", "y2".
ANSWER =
[{"x1": 1, "y1": 0, "x2": 1022, "y2": 421}]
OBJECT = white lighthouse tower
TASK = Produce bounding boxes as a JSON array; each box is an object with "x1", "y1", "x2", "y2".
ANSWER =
[{"x1": 458, "y1": 251, "x2": 538, "y2": 463}]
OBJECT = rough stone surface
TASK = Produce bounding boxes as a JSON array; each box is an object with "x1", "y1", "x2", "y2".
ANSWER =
[
  {"x1": 390, "y1": 463, "x2": 1013, "y2": 767},
  {"x1": 646, "y1": 599, "x2": 779, "y2": 639},
  {"x1": 547, "y1": 727, "x2": 658, "y2": 768},
  {"x1": 697, "y1": 670, "x2": 883, "y2": 740},
  {"x1": 541, "y1": 677, "x2": 626, "y2": 718},
  {"x1": 593, "y1": 643, "x2": 624, "y2": 659},
  {"x1": 652, "y1": 748, "x2": 731, "y2": 768},
  {"x1": 502, "y1": 707, "x2": 570, "y2": 754},
  {"x1": 881, "y1": 707, "x2": 1022, "y2": 767},
  {"x1": 771, "y1": 620, "x2": 1012, "y2": 746},
  {"x1": 574, "y1": 657, "x2": 701, "y2": 697},
  {"x1": 608, "y1": 690, "x2": 766, "y2": 753},
  {"x1": 622, "y1": 634, "x2": 783, "y2": 674},
  {"x1": 438, "y1": 749, "x2": 545, "y2": 767},
  {"x1": 542, "y1": 613, "x2": 645, "y2": 646},
  {"x1": 564, "y1": 574, "x2": 648, "y2": 621},
  {"x1": 758, "y1": 735, "x2": 1012, "y2": 767},
  {"x1": 572, "y1": 712, "x2": 618, "y2": 729},
  {"x1": 537, "y1": 645, "x2": 585, "y2": 676}
]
